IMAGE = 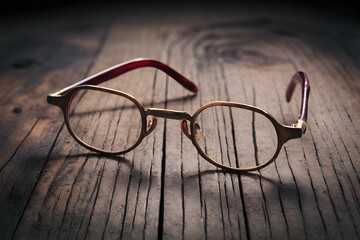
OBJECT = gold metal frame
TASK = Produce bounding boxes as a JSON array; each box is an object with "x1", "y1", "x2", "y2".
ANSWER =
[
  {"x1": 47, "y1": 58, "x2": 310, "y2": 172},
  {"x1": 190, "y1": 102, "x2": 302, "y2": 171}
]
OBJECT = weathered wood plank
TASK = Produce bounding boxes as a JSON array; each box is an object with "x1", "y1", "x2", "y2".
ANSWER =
[
  {"x1": 84, "y1": 25, "x2": 167, "y2": 240},
  {"x1": 0, "y1": 7, "x2": 112, "y2": 239},
  {"x1": 0, "y1": 2, "x2": 359, "y2": 240},
  {"x1": 0, "y1": 8, "x2": 111, "y2": 170},
  {"x1": 286, "y1": 37, "x2": 360, "y2": 239},
  {"x1": 0, "y1": 119, "x2": 61, "y2": 239}
]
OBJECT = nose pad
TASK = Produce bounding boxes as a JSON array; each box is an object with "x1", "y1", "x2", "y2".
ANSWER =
[
  {"x1": 181, "y1": 120, "x2": 203, "y2": 141},
  {"x1": 145, "y1": 117, "x2": 157, "y2": 136},
  {"x1": 194, "y1": 123, "x2": 202, "y2": 142},
  {"x1": 181, "y1": 120, "x2": 191, "y2": 139}
]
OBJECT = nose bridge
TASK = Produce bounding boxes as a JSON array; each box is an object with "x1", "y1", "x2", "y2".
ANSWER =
[{"x1": 146, "y1": 108, "x2": 192, "y2": 121}]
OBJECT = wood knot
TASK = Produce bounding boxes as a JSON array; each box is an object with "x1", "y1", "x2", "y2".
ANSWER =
[
  {"x1": 13, "y1": 107, "x2": 22, "y2": 114},
  {"x1": 12, "y1": 58, "x2": 41, "y2": 69},
  {"x1": 221, "y1": 47, "x2": 287, "y2": 67},
  {"x1": 221, "y1": 49, "x2": 268, "y2": 66}
]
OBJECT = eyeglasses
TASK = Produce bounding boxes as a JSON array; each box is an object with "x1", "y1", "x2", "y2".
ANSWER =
[{"x1": 47, "y1": 58, "x2": 310, "y2": 172}]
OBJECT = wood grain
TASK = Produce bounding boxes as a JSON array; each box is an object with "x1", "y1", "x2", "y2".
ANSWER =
[{"x1": 0, "y1": 2, "x2": 359, "y2": 239}]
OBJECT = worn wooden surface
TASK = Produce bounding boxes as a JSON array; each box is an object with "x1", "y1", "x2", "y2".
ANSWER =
[{"x1": 0, "y1": 2, "x2": 360, "y2": 239}]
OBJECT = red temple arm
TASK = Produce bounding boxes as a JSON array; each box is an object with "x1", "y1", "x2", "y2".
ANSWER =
[
  {"x1": 285, "y1": 71, "x2": 310, "y2": 122},
  {"x1": 57, "y1": 58, "x2": 198, "y2": 95}
]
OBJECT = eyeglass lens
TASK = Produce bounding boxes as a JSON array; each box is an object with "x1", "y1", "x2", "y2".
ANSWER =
[
  {"x1": 68, "y1": 88, "x2": 143, "y2": 153},
  {"x1": 195, "y1": 106, "x2": 278, "y2": 168}
]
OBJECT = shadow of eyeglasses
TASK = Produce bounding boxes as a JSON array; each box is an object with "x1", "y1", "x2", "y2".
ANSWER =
[
  {"x1": 66, "y1": 153, "x2": 138, "y2": 172},
  {"x1": 184, "y1": 169, "x2": 280, "y2": 186}
]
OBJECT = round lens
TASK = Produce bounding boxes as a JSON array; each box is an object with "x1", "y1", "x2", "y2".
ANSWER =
[
  {"x1": 194, "y1": 105, "x2": 278, "y2": 169},
  {"x1": 67, "y1": 87, "x2": 143, "y2": 153}
]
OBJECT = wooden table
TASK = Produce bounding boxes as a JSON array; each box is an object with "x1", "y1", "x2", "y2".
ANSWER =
[{"x1": 1, "y1": 2, "x2": 359, "y2": 239}]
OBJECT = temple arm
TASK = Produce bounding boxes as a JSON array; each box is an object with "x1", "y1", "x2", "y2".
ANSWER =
[
  {"x1": 285, "y1": 71, "x2": 310, "y2": 132},
  {"x1": 53, "y1": 58, "x2": 198, "y2": 95}
]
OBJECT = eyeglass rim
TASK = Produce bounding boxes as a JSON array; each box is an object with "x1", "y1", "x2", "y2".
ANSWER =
[
  {"x1": 190, "y1": 101, "x2": 302, "y2": 172},
  {"x1": 62, "y1": 85, "x2": 148, "y2": 155}
]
